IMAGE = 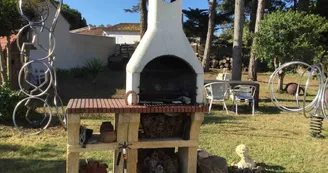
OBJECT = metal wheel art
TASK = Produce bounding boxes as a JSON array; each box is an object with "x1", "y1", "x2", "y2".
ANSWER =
[
  {"x1": 13, "y1": 0, "x2": 66, "y2": 135},
  {"x1": 269, "y1": 60, "x2": 328, "y2": 138}
]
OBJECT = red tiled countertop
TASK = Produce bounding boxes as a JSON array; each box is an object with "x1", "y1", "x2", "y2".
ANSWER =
[{"x1": 66, "y1": 99, "x2": 208, "y2": 114}]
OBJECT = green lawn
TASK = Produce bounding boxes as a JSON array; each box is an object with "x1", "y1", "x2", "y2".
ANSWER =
[{"x1": 1, "y1": 69, "x2": 328, "y2": 173}]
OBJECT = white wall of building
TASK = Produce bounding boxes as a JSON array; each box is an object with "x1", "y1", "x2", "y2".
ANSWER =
[
  {"x1": 104, "y1": 31, "x2": 140, "y2": 44},
  {"x1": 29, "y1": 3, "x2": 116, "y2": 71}
]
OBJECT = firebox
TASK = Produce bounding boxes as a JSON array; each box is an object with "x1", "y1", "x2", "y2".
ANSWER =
[{"x1": 139, "y1": 55, "x2": 197, "y2": 104}]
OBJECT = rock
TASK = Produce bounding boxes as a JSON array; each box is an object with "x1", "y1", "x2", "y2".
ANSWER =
[
  {"x1": 197, "y1": 149, "x2": 211, "y2": 159},
  {"x1": 197, "y1": 156, "x2": 228, "y2": 173}
]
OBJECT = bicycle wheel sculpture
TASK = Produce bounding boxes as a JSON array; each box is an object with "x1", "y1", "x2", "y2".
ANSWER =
[
  {"x1": 13, "y1": 0, "x2": 66, "y2": 135},
  {"x1": 269, "y1": 60, "x2": 328, "y2": 138}
]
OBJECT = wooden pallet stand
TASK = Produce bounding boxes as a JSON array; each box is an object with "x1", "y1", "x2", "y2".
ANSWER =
[{"x1": 66, "y1": 99, "x2": 207, "y2": 173}]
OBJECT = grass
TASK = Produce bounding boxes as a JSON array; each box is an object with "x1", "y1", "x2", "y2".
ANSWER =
[{"x1": 1, "y1": 68, "x2": 328, "y2": 173}]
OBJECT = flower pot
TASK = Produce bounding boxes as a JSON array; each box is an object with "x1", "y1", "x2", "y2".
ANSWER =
[{"x1": 99, "y1": 131, "x2": 117, "y2": 143}]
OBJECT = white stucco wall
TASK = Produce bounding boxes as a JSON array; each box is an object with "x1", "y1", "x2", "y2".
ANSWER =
[
  {"x1": 104, "y1": 31, "x2": 140, "y2": 44},
  {"x1": 29, "y1": 3, "x2": 116, "y2": 71}
]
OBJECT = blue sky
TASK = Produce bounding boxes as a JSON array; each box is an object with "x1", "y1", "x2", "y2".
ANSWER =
[{"x1": 64, "y1": 0, "x2": 209, "y2": 26}]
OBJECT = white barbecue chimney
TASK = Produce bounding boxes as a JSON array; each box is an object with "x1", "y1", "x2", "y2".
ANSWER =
[{"x1": 126, "y1": 0, "x2": 204, "y2": 105}]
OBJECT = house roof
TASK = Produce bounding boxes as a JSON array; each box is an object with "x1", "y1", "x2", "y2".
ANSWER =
[
  {"x1": 105, "y1": 23, "x2": 140, "y2": 32},
  {"x1": 0, "y1": 35, "x2": 17, "y2": 51},
  {"x1": 70, "y1": 25, "x2": 97, "y2": 33},
  {"x1": 79, "y1": 27, "x2": 105, "y2": 36}
]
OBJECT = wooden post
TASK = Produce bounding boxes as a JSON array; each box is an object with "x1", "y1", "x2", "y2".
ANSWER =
[
  {"x1": 114, "y1": 113, "x2": 140, "y2": 173},
  {"x1": 178, "y1": 113, "x2": 204, "y2": 173},
  {"x1": 127, "y1": 113, "x2": 140, "y2": 173},
  {"x1": 66, "y1": 114, "x2": 81, "y2": 173}
]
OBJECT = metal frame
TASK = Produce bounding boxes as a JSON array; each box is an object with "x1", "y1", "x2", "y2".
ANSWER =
[{"x1": 13, "y1": 0, "x2": 66, "y2": 135}]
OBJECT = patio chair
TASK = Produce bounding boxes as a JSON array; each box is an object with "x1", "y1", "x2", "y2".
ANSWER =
[
  {"x1": 231, "y1": 85, "x2": 256, "y2": 116},
  {"x1": 204, "y1": 82, "x2": 229, "y2": 114},
  {"x1": 216, "y1": 68, "x2": 232, "y2": 81}
]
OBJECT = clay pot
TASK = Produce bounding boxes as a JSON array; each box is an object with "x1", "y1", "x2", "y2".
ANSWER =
[
  {"x1": 286, "y1": 83, "x2": 298, "y2": 95},
  {"x1": 99, "y1": 122, "x2": 116, "y2": 143},
  {"x1": 100, "y1": 122, "x2": 114, "y2": 133},
  {"x1": 99, "y1": 131, "x2": 116, "y2": 143}
]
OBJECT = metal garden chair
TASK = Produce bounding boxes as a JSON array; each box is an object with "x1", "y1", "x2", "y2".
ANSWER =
[
  {"x1": 231, "y1": 85, "x2": 257, "y2": 116},
  {"x1": 204, "y1": 82, "x2": 230, "y2": 114}
]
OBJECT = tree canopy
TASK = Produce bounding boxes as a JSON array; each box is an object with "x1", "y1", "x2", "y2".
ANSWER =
[
  {"x1": 0, "y1": 0, "x2": 27, "y2": 36},
  {"x1": 53, "y1": 1, "x2": 87, "y2": 30},
  {"x1": 183, "y1": 8, "x2": 232, "y2": 43},
  {"x1": 253, "y1": 10, "x2": 328, "y2": 68}
]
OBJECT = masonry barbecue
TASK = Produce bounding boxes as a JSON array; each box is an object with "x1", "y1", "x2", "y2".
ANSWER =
[
  {"x1": 66, "y1": 0, "x2": 207, "y2": 173},
  {"x1": 125, "y1": 0, "x2": 206, "y2": 173}
]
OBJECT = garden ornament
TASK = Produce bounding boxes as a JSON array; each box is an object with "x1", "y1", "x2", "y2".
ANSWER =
[
  {"x1": 13, "y1": 0, "x2": 66, "y2": 135},
  {"x1": 116, "y1": 142, "x2": 132, "y2": 173},
  {"x1": 235, "y1": 144, "x2": 256, "y2": 169},
  {"x1": 269, "y1": 60, "x2": 328, "y2": 138}
]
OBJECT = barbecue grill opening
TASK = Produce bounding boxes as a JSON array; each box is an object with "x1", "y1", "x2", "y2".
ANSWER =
[{"x1": 139, "y1": 55, "x2": 197, "y2": 104}]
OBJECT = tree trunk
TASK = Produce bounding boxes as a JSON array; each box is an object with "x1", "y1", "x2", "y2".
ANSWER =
[
  {"x1": 273, "y1": 57, "x2": 284, "y2": 91},
  {"x1": 140, "y1": 0, "x2": 148, "y2": 39},
  {"x1": 293, "y1": 0, "x2": 297, "y2": 11},
  {"x1": 248, "y1": 0, "x2": 265, "y2": 81},
  {"x1": 0, "y1": 45, "x2": 6, "y2": 86},
  {"x1": 202, "y1": 0, "x2": 217, "y2": 72},
  {"x1": 278, "y1": 70, "x2": 285, "y2": 91},
  {"x1": 232, "y1": 0, "x2": 245, "y2": 81},
  {"x1": 247, "y1": 0, "x2": 258, "y2": 46},
  {"x1": 298, "y1": 0, "x2": 310, "y2": 12},
  {"x1": 6, "y1": 36, "x2": 13, "y2": 88}
]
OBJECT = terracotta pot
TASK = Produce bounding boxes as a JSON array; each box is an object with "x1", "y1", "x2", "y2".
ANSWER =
[
  {"x1": 100, "y1": 122, "x2": 114, "y2": 133},
  {"x1": 99, "y1": 122, "x2": 116, "y2": 143},
  {"x1": 99, "y1": 131, "x2": 117, "y2": 143}
]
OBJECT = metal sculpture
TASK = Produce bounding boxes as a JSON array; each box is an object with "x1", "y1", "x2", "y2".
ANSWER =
[
  {"x1": 269, "y1": 60, "x2": 328, "y2": 138},
  {"x1": 13, "y1": 0, "x2": 66, "y2": 135}
]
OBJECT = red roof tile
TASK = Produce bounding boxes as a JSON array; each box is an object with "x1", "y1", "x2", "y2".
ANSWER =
[
  {"x1": 79, "y1": 28, "x2": 105, "y2": 36},
  {"x1": 105, "y1": 23, "x2": 140, "y2": 32}
]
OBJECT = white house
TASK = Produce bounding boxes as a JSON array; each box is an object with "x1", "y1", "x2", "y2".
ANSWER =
[
  {"x1": 29, "y1": 2, "x2": 116, "y2": 71},
  {"x1": 103, "y1": 23, "x2": 141, "y2": 44}
]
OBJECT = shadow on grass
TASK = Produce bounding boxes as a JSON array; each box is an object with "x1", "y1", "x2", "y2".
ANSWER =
[
  {"x1": 0, "y1": 143, "x2": 66, "y2": 173},
  {"x1": 229, "y1": 163, "x2": 287, "y2": 173},
  {"x1": 203, "y1": 115, "x2": 238, "y2": 125},
  {"x1": 259, "y1": 98, "x2": 314, "y2": 103},
  {"x1": 0, "y1": 158, "x2": 66, "y2": 173},
  {"x1": 0, "y1": 113, "x2": 64, "y2": 130},
  {"x1": 58, "y1": 68, "x2": 126, "y2": 105},
  {"x1": 257, "y1": 106, "x2": 282, "y2": 114}
]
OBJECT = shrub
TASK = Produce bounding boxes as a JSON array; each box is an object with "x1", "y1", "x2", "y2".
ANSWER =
[
  {"x1": 0, "y1": 86, "x2": 24, "y2": 121},
  {"x1": 84, "y1": 58, "x2": 104, "y2": 84}
]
